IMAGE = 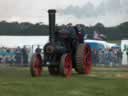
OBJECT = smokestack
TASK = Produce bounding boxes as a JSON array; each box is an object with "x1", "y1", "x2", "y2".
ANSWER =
[{"x1": 48, "y1": 9, "x2": 56, "y2": 42}]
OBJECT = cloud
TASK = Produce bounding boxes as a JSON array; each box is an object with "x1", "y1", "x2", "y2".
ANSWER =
[
  {"x1": 63, "y1": 2, "x2": 96, "y2": 18},
  {"x1": 62, "y1": 0, "x2": 128, "y2": 26},
  {"x1": 0, "y1": 0, "x2": 46, "y2": 20},
  {"x1": 63, "y1": 0, "x2": 128, "y2": 18},
  {"x1": 0, "y1": 0, "x2": 17, "y2": 18},
  {"x1": 0, "y1": 0, "x2": 128, "y2": 26}
]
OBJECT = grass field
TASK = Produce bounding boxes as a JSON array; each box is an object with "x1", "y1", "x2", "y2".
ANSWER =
[{"x1": 0, "y1": 64, "x2": 128, "y2": 96}]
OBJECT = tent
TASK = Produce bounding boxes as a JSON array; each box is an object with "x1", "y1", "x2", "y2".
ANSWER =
[
  {"x1": 121, "y1": 39, "x2": 128, "y2": 65},
  {"x1": 0, "y1": 36, "x2": 49, "y2": 48}
]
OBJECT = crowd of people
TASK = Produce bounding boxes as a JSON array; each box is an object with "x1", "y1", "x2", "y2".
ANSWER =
[
  {"x1": 0, "y1": 45, "x2": 124, "y2": 67},
  {"x1": 0, "y1": 46, "x2": 29, "y2": 66},
  {"x1": 0, "y1": 45, "x2": 43, "y2": 66},
  {"x1": 92, "y1": 47, "x2": 122, "y2": 66}
]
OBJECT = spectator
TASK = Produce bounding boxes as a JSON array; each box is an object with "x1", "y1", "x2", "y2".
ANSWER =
[
  {"x1": 92, "y1": 48, "x2": 98, "y2": 64},
  {"x1": 6, "y1": 49, "x2": 15, "y2": 65},
  {"x1": 104, "y1": 49, "x2": 109, "y2": 64},
  {"x1": 108, "y1": 49, "x2": 113, "y2": 65},
  {"x1": 117, "y1": 49, "x2": 122, "y2": 65},
  {"x1": 22, "y1": 46, "x2": 28, "y2": 65},
  {"x1": 35, "y1": 45, "x2": 42, "y2": 54},
  {"x1": 112, "y1": 48, "x2": 118, "y2": 65},
  {"x1": 15, "y1": 46, "x2": 22, "y2": 65}
]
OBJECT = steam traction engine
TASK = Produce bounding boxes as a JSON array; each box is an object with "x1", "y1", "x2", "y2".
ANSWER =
[{"x1": 30, "y1": 9, "x2": 92, "y2": 78}]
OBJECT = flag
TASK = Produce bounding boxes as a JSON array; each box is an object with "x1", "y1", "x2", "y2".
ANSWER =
[
  {"x1": 93, "y1": 31, "x2": 101, "y2": 40},
  {"x1": 93, "y1": 31, "x2": 106, "y2": 40},
  {"x1": 84, "y1": 34, "x2": 88, "y2": 39},
  {"x1": 99, "y1": 34, "x2": 106, "y2": 39}
]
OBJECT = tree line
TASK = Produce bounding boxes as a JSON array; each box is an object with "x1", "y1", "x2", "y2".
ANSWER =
[{"x1": 0, "y1": 20, "x2": 128, "y2": 40}]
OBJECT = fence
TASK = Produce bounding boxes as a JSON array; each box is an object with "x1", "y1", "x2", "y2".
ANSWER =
[
  {"x1": 0, "y1": 45, "x2": 127, "y2": 67},
  {"x1": 0, "y1": 45, "x2": 44, "y2": 66}
]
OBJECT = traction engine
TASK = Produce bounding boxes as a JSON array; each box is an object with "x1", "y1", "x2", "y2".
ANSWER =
[{"x1": 30, "y1": 9, "x2": 92, "y2": 78}]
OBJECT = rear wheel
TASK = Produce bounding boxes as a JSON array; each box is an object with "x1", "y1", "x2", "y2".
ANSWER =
[
  {"x1": 30, "y1": 54, "x2": 43, "y2": 77},
  {"x1": 59, "y1": 53, "x2": 72, "y2": 78},
  {"x1": 75, "y1": 44, "x2": 92, "y2": 74}
]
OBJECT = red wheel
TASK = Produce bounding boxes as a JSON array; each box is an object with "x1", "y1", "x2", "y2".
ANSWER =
[
  {"x1": 75, "y1": 44, "x2": 92, "y2": 74},
  {"x1": 30, "y1": 54, "x2": 43, "y2": 77},
  {"x1": 83, "y1": 44, "x2": 92, "y2": 74},
  {"x1": 59, "y1": 53, "x2": 72, "y2": 78}
]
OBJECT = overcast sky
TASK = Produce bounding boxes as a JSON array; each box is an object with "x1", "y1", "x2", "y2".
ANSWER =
[{"x1": 0, "y1": 0, "x2": 128, "y2": 26}]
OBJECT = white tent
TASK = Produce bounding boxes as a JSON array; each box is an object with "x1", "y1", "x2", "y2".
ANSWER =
[
  {"x1": 84, "y1": 39, "x2": 117, "y2": 49},
  {"x1": 0, "y1": 36, "x2": 49, "y2": 48},
  {"x1": 121, "y1": 39, "x2": 128, "y2": 65}
]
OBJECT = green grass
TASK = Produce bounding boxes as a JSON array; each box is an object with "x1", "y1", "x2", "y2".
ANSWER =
[{"x1": 0, "y1": 65, "x2": 128, "y2": 96}]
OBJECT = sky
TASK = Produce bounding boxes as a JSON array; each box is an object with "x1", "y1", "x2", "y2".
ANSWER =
[{"x1": 0, "y1": 0, "x2": 128, "y2": 26}]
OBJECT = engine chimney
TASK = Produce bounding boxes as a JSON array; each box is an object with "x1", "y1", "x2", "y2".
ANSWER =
[{"x1": 48, "y1": 9, "x2": 56, "y2": 42}]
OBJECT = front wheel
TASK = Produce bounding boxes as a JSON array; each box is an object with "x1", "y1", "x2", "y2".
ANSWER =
[
  {"x1": 59, "y1": 53, "x2": 72, "y2": 78},
  {"x1": 30, "y1": 54, "x2": 43, "y2": 77}
]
